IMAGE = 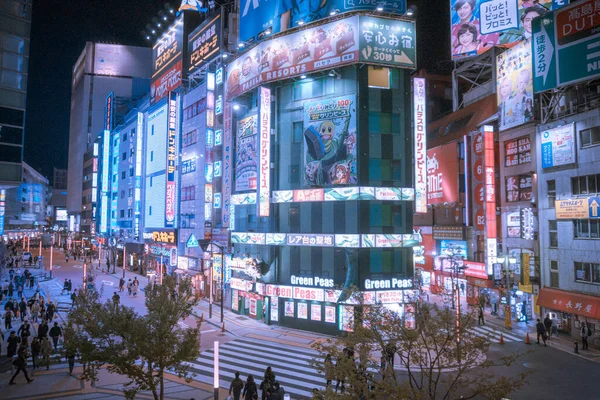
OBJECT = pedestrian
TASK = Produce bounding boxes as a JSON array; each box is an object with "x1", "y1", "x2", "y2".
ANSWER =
[
  {"x1": 132, "y1": 280, "x2": 139, "y2": 297},
  {"x1": 17, "y1": 320, "x2": 31, "y2": 342},
  {"x1": 19, "y1": 297, "x2": 27, "y2": 322},
  {"x1": 478, "y1": 306, "x2": 485, "y2": 326},
  {"x1": 65, "y1": 345, "x2": 76, "y2": 375},
  {"x1": 272, "y1": 381, "x2": 285, "y2": 400},
  {"x1": 106, "y1": 259, "x2": 111, "y2": 273},
  {"x1": 127, "y1": 279, "x2": 132, "y2": 295},
  {"x1": 261, "y1": 366, "x2": 275, "y2": 400},
  {"x1": 7, "y1": 331, "x2": 20, "y2": 358},
  {"x1": 4, "y1": 309, "x2": 13, "y2": 330},
  {"x1": 385, "y1": 342, "x2": 396, "y2": 369},
  {"x1": 229, "y1": 371, "x2": 244, "y2": 400},
  {"x1": 543, "y1": 315, "x2": 552, "y2": 338},
  {"x1": 40, "y1": 336, "x2": 52, "y2": 370},
  {"x1": 8, "y1": 280, "x2": 14, "y2": 298},
  {"x1": 9, "y1": 346, "x2": 34, "y2": 384},
  {"x1": 536, "y1": 318, "x2": 547, "y2": 346},
  {"x1": 61, "y1": 279, "x2": 68, "y2": 295},
  {"x1": 65, "y1": 253, "x2": 69, "y2": 262},
  {"x1": 551, "y1": 315, "x2": 559, "y2": 338},
  {"x1": 49, "y1": 322, "x2": 62, "y2": 350},
  {"x1": 37, "y1": 320, "x2": 49, "y2": 339},
  {"x1": 17, "y1": 284, "x2": 23, "y2": 299},
  {"x1": 46, "y1": 301, "x2": 56, "y2": 321},
  {"x1": 324, "y1": 354, "x2": 334, "y2": 388},
  {"x1": 112, "y1": 292, "x2": 120, "y2": 310},
  {"x1": 67, "y1": 279, "x2": 73, "y2": 294},
  {"x1": 119, "y1": 277, "x2": 125, "y2": 292},
  {"x1": 30, "y1": 337, "x2": 41, "y2": 370},
  {"x1": 581, "y1": 322, "x2": 590, "y2": 350},
  {"x1": 30, "y1": 301, "x2": 40, "y2": 323},
  {"x1": 28, "y1": 274, "x2": 35, "y2": 289},
  {"x1": 243, "y1": 374, "x2": 258, "y2": 400}
]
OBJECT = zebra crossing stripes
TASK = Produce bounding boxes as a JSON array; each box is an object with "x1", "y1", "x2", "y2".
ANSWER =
[
  {"x1": 187, "y1": 338, "x2": 324, "y2": 399},
  {"x1": 468, "y1": 325, "x2": 523, "y2": 342}
]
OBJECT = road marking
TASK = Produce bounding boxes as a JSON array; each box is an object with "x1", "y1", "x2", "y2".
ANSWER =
[
  {"x1": 101, "y1": 280, "x2": 114, "y2": 286},
  {"x1": 73, "y1": 265, "x2": 82, "y2": 269},
  {"x1": 201, "y1": 329, "x2": 216, "y2": 333},
  {"x1": 178, "y1": 321, "x2": 189, "y2": 329}
]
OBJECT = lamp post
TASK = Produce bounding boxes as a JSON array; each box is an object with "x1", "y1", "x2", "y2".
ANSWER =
[
  {"x1": 200, "y1": 240, "x2": 225, "y2": 324},
  {"x1": 213, "y1": 340, "x2": 220, "y2": 400},
  {"x1": 496, "y1": 254, "x2": 517, "y2": 330}
]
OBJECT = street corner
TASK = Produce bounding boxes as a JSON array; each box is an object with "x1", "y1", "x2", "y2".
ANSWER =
[{"x1": 0, "y1": 367, "x2": 85, "y2": 399}]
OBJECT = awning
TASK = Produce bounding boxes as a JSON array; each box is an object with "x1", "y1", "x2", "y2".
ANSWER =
[{"x1": 537, "y1": 288, "x2": 600, "y2": 320}]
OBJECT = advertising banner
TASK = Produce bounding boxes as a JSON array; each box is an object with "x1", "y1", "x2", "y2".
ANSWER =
[
  {"x1": 188, "y1": 13, "x2": 222, "y2": 74},
  {"x1": 506, "y1": 174, "x2": 533, "y2": 202},
  {"x1": 450, "y1": 0, "x2": 562, "y2": 60},
  {"x1": 361, "y1": 234, "x2": 417, "y2": 248},
  {"x1": 287, "y1": 234, "x2": 335, "y2": 247},
  {"x1": 235, "y1": 114, "x2": 258, "y2": 192},
  {"x1": 484, "y1": 126, "x2": 497, "y2": 273},
  {"x1": 413, "y1": 77, "x2": 427, "y2": 213},
  {"x1": 303, "y1": 94, "x2": 357, "y2": 187},
  {"x1": 151, "y1": 16, "x2": 183, "y2": 103},
  {"x1": 222, "y1": 101, "x2": 232, "y2": 227},
  {"x1": 238, "y1": 0, "x2": 406, "y2": 43},
  {"x1": 258, "y1": 87, "x2": 272, "y2": 217},
  {"x1": 230, "y1": 232, "x2": 266, "y2": 244},
  {"x1": 464, "y1": 261, "x2": 488, "y2": 279},
  {"x1": 496, "y1": 39, "x2": 534, "y2": 131},
  {"x1": 440, "y1": 240, "x2": 468, "y2": 258},
  {"x1": 427, "y1": 143, "x2": 459, "y2": 204},
  {"x1": 555, "y1": 197, "x2": 600, "y2": 219},
  {"x1": 540, "y1": 123, "x2": 576, "y2": 168},
  {"x1": 165, "y1": 92, "x2": 178, "y2": 227},
  {"x1": 533, "y1": 0, "x2": 600, "y2": 92},
  {"x1": 227, "y1": 15, "x2": 416, "y2": 98},
  {"x1": 504, "y1": 136, "x2": 531, "y2": 167}
]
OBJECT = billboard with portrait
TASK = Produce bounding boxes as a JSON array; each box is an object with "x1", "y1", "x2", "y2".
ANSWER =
[
  {"x1": 303, "y1": 94, "x2": 357, "y2": 187},
  {"x1": 450, "y1": 0, "x2": 563, "y2": 60},
  {"x1": 235, "y1": 114, "x2": 258, "y2": 192},
  {"x1": 496, "y1": 39, "x2": 534, "y2": 131},
  {"x1": 426, "y1": 143, "x2": 459, "y2": 205},
  {"x1": 238, "y1": 0, "x2": 407, "y2": 44}
]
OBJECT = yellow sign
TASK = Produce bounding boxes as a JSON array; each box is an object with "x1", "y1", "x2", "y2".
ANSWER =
[
  {"x1": 518, "y1": 284, "x2": 533, "y2": 294},
  {"x1": 521, "y1": 253, "x2": 531, "y2": 286},
  {"x1": 504, "y1": 305, "x2": 512, "y2": 329},
  {"x1": 555, "y1": 198, "x2": 589, "y2": 219}
]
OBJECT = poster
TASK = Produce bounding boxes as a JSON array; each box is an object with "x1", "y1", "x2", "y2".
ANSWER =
[
  {"x1": 496, "y1": 40, "x2": 534, "y2": 131},
  {"x1": 235, "y1": 114, "x2": 258, "y2": 191},
  {"x1": 505, "y1": 136, "x2": 531, "y2": 167},
  {"x1": 303, "y1": 95, "x2": 357, "y2": 187},
  {"x1": 270, "y1": 299, "x2": 279, "y2": 322},
  {"x1": 325, "y1": 305, "x2": 336, "y2": 323},
  {"x1": 427, "y1": 143, "x2": 459, "y2": 204},
  {"x1": 297, "y1": 303, "x2": 308, "y2": 319},
  {"x1": 232, "y1": 290, "x2": 239, "y2": 311},
  {"x1": 450, "y1": 0, "x2": 560, "y2": 60},
  {"x1": 311, "y1": 304, "x2": 322, "y2": 321},
  {"x1": 285, "y1": 300, "x2": 294, "y2": 317},
  {"x1": 339, "y1": 305, "x2": 354, "y2": 332},
  {"x1": 541, "y1": 124, "x2": 576, "y2": 168}
]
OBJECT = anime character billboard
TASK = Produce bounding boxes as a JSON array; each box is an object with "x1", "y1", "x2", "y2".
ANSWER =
[
  {"x1": 235, "y1": 114, "x2": 258, "y2": 192},
  {"x1": 303, "y1": 94, "x2": 357, "y2": 187}
]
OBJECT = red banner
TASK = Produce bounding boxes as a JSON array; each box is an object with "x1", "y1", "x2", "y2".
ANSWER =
[
  {"x1": 427, "y1": 143, "x2": 458, "y2": 204},
  {"x1": 464, "y1": 261, "x2": 488, "y2": 279},
  {"x1": 150, "y1": 60, "x2": 182, "y2": 104},
  {"x1": 484, "y1": 129, "x2": 496, "y2": 239}
]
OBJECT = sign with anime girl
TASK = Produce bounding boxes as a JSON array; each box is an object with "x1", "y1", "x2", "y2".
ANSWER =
[
  {"x1": 303, "y1": 94, "x2": 357, "y2": 187},
  {"x1": 235, "y1": 114, "x2": 258, "y2": 192}
]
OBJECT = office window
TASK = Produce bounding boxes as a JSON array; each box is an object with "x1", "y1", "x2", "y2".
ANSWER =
[
  {"x1": 580, "y1": 126, "x2": 600, "y2": 148},
  {"x1": 572, "y1": 174, "x2": 600, "y2": 195},
  {"x1": 549, "y1": 220, "x2": 558, "y2": 248},
  {"x1": 150, "y1": 176, "x2": 153, "y2": 187},
  {"x1": 550, "y1": 260, "x2": 559, "y2": 288},
  {"x1": 547, "y1": 180, "x2": 556, "y2": 208},
  {"x1": 574, "y1": 219, "x2": 600, "y2": 239},
  {"x1": 122, "y1": 152, "x2": 126, "y2": 161},
  {"x1": 122, "y1": 133, "x2": 127, "y2": 142},
  {"x1": 128, "y1": 188, "x2": 133, "y2": 197},
  {"x1": 182, "y1": 185, "x2": 195, "y2": 201},
  {"x1": 183, "y1": 130, "x2": 197, "y2": 147},
  {"x1": 181, "y1": 214, "x2": 196, "y2": 228},
  {"x1": 130, "y1": 148, "x2": 135, "y2": 158},
  {"x1": 121, "y1": 171, "x2": 126, "y2": 180},
  {"x1": 129, "y1": 168, "x2": 134, "y2": 177},
  {"x1": 293, "y1": 122, "x2": 303, "y2": 143},
  {"x1": 128, "y1": 208, "x2": 132, "y2": 218},
  {"x1": 120, "y1": 210, "x2": 125, "y2": 218},
  {"x1": 151, "y1": 126, "x2": 154, "y2": 136},
  {"x1": 149, "y1": 206, "x2": 152, "y2": 216},
  {"x1": 120, "y1": 190, "x2": 125, "y2": 199},
  {"x1": 574, "y1": 262, "x2": 600, "y2": 284},
  {"x1": 150, "y1": 151, "x2": 154, "y2": 162}
]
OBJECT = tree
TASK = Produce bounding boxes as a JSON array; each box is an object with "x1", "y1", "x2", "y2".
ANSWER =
[
  {"x1": 311, "y1": 300, "x2": 529, "y2": 400},
  {"x1": 65, "y1": 276, "x2": 201, "y2": 400}
]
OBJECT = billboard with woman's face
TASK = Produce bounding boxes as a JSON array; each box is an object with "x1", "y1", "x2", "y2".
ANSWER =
[{"x1": 450, "y1": 0, "x2": 564, "y2": 60}]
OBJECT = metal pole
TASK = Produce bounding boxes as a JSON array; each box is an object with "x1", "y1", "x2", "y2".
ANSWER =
[
  {"x1": 209, "y1": 259, "x2": 213, "y2": 319},
  {"x1": 49, "y1": 243, "x2": 53, "y2": 279},
  {"x1": 160, "y1": 255, "x2": 163, "y2": 285},
  {"x1": 122, "y1": 246, "x2": 126, "y2": 279},
  {"x1": 504, "y1": 258, "x2": 513, "y2": 330},
  {"x1": 220, "y1": 246, "x2": 224, "y2": 323},
  {"x1": 39, "y1": 237, "x2": 42, "y2": 257},
  {"x1": 213, "y1": 340, "x2": 219, "y2": 400}
]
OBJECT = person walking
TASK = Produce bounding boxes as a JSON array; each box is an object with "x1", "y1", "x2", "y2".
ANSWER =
[
  {"x1": 61, "y1": 279, "x2": 69, "y2": 295},
  {"x1": 30, "y1": 337, "x2": 41, "y2": 370},
  {"x1": 30, "y1": 300, "x2": 40, "y2": 323},
  {"x1": 127, "y1": 279, "x2": 133, "y2": 295},
  {"x1": 46, "y1": 301, "x2": 56, "y2": 321},
  {"x1": 65, "y1": 345, "x2": 76, "y2": 375},
  {"x1": 119, "y1": 277, "x2": 125, "y2": 292},
  {"x1": 6, "y1": 331, "x2": 20, "y2": 358},
  {"x1": 536, "y1": 318, "x2": 547, "y2": 346},
  {"x1": 4, "y1": 308, "x2": 13, "y2": 330},
  {"x1": 17, "y1": 320, "x2": 31, "y2": 342},
  {"x1": 112, "y1": 292, "x2": 120, "y2": 310},
  {"x1": 478, "y1": 306, "x2": 485, "y2": 326},
  {"x1": 261, "y1": 366, "x2": 276, "y2": 400},
  {"x1": 543, "y1": 315, "x2": 552, "y2": 339},
  {"x1": 551, "y1": 315, "x2": 559, "y2": 338},
  {"x1": 132, "y1": 280, "x2": 139, "y2": 297},
  {"x1": 9, "y1": 346, "x2": 34, "y2": 384},
  {"x1": 8, "y1": 280, "x2": 14, "y2": 298},
  {"x1": 67, "y1": 279, "x2": 73, "y2": 294},
  {"x1": 37, "y1": 320, "x2": 49, "y2": 340},
  {"x1": 49, "y1": 322, "x2": 62, "y2": 350},
  {"x1": 243, "y1": 375, "x2": 258, "y2": 400},
  {"x1": 324, "y1": 354, "x2": 334, "y2": 388},
  {"x1": 18, "y1": 297, "x2": 27, "y2": 322},
  {"x1": 16, "y1": 284, "x2": 23, "y2": 300},
  {"x1": 40, "y1": 336, "x2": 52, "y2": 370},
  {"x1": 581, "y1": 322, "x2": 590, "y2": 350},
  {"x1": 28, "y1": 274, "x2": 35, "y2": 290},
  {"x1": 229, "y1": 371, "x2": 244, "y2": 400}
]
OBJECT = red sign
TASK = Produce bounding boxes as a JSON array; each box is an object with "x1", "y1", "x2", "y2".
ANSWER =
[
  {"x1": 165, "y1": 181, "x2": 176, "y2": 225},
  {"x1": 427, "y1": 143, "x2": 459, "y2": 204},
  {"x1": 266, "y1": 284, "x2": 293, "y2": 298},
  {"x1": 150, "y1": 60, "x2": 182, "y2": 104},
  {"x1": 475, "y1": 209, "x2": 485, "y2": 232},
  {"x1": 556, "y1": 0, "x2": 600, "y2": 46},
  {"x1": 484, "y1": 129, "x2": 496, "y2": 239},
  {"x1": 293, "y1": 287, "x2": 324, "y2": 302},
  {"x1": 537, "y1": 288, "x2": 600, "y2": 319},
  {"x1": 464, "y1": 261, "x2": 488, "y2": 279},
  {"x1": 473, "y1": 133, "x2": 483, "y2": 156}
]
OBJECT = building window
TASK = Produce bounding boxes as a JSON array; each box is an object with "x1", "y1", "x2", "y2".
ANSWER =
[
  {"x1": 182, "y1": 185, "x2": 195, "y2": 201},
  {"x1": 120, "y1": 210, "x2": 125, "y2": 218},
  {"x1": 121, "y1": 171, "x2": 126, "y2": 180},
  {"x1": 150, "y1": 151, "x2": 154, "y2": 162},
  {"x1": 293, "y1": 122, "x2": 303, "y2": 143},
  {"x1": 183, "y1": 130, "x2": 197, "y2": 147},
  {"x1": 150, "y1": 176, "x2": 153, "y2": 187},
  {"x1": 120, "y1": 190, "x2": 125, "y2": 199},
  {"x1": 128, "y1": 208, "x2": 132, "y2": 218},
  {"x1": 129, "y1": 168, "x2": 134, "y2": 177},
  {"x1": 580, "y1": 126, "x2": 600, "y2": 148},
  {"x1": 130, "y1": 148, "x2": 135, "y2": 158},
  {"x1": 128, "y1": 188, "x2": 133, "y2": 197},
  {"x1": 574, "y1": 219, "x2": 600, "y2": 239},
  {"x1": 549, "y1": 220, "x2": 558, "y2": 248},
  {"x1": 122, "y1": 133, "x2": 127, "y2": 142},
  {"x1": 572, "y1": 173, "x2": 600, "y2": 195},
  {"x1": 574, "y1": 261, "x2": 600, "y2": 284},
  {"x1": 151, "y1": 126, "x2": 154, "y2": 136},
  {"x1": 122, "y1": 152, "x2": 126, "y2": 161},
  {"x1": 547, "y1": 180, "x2": 556, "y2": 208},
  {"x1": 181, "y1": 214, "x2": 195, "y2": 228},
  {"x1": 550, "y1": 260, "x2": 559, "y2": 288},
  {"x1": 149, "y1": 206, "x2": 152, "y2": 215}
]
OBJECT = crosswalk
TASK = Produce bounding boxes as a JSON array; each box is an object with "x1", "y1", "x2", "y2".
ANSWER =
[
  {"x1": 466, "y1": 324, "x2": 524, "y2": 343},
  {"x1": 187, "y1": 338, "x2": 324, "y2": 398}
]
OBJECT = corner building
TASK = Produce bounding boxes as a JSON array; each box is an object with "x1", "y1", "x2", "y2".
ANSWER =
[{"x1": 228, "y1": 62, "x2": 416, "y2": 334}]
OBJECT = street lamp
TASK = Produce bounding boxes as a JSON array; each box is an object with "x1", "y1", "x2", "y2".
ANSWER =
[
  {"x1": 200, "y1": 240, "x2": 225, "y2": 324},
  {"x1": 496, "y1": 254, "x2": 518, "y2": 329}
]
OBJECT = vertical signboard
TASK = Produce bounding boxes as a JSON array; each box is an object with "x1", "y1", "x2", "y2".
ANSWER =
[
  {"x1": 222, "y1": 101, "x2": 232, "y2": 228},
  {"x1": 483, "y1": 126, "x2": 497, "y2": 274},
  {"x1": 101, "y1": 130, "x2": 110, "y2": 194},
  {"x1": 134, "y1": 112, "x2": 143, "y2": 240},
  {"x1": 105, "y1": 92, "x2": 114, "y2": 132},
  {"x1": 471, "y1": 132, "x2": 485, "y2": 233},
  {"x1": 258, "y1": 87, "x2": 271, "y2": 217},
  {"x1": 165, "y1": 92, "x2": 178, "y2": 227},
  {"x1": 0, "y1": 190, "x2": 6, "y2": 235},
  {"x1": 427, "y1": 143, "x2": 459, "y2": 204},
  {"x1": 151, "y1": 15, "x2": 184, "y2": 104},
  {"x1": 413, "y1": 78, "x2": 427, "y2": 213}
]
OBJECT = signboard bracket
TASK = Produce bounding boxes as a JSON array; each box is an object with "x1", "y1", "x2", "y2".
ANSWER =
[{"x1": 451, "y1": 49, "x2": 497, "y2": 112}]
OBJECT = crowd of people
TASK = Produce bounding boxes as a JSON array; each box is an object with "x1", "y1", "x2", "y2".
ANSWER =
[{"x1": 228, "y1": 366, "x2": 286, "y2": 400}]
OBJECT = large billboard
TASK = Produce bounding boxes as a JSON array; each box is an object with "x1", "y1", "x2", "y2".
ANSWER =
[
  {"x1": 303, "y1": 94, "x2": 357, "y2": 187},
  {"x1": 239, "y1": 0, "x2": 406, "y2": 43},
  {"x1": 258, "y1": 87, "x2": 271, "y2": 217},
  {"x1": 235, "y1": 114, "x2": 258, "y2": 192},
  {"x1": 413, "y1": 78, "x2": 427, "y2": 214},
  {"x1": 496, "y1": 40, "x2": 534, "y2": 131},
  {"x1": 227, "y1": 15, "x2": 416, "y2": 98},
  {"x1": 533, "y1": 0, "x2": 599, "y2": 92},
  {"x1": 450, "y1": 0, "x2": 563, "y2": 60},
  {"x1": 188, "y1": 13, "x2": 222, "y2": 75},
  {"x1": 165, "y1": 92, "x2": 178, "y2": 227},
  {"x1": 540, "y1": 123, "x2": 576, "y2": 168},
  {"x1": 151, "y1": 15, "x2": 184, "y2": 104},
  {"x1": 426, "y1": 143, "x2": 459, "y2": 205}
]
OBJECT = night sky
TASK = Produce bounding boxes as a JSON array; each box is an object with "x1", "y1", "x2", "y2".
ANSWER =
[{"x1": 24, "y1": 0, "x2": 449, "y2": 182}]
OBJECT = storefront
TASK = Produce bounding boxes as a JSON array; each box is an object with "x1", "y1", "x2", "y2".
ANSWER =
[
  {"x1": 464, "y1": 261, "x2": 492, "y2": 307},
  {"x1": 230, "y1": 278, "x2": 265, "y2": 321},
  {"x1": 537, "y1": 288, "x2": 600, "y2": 337}
]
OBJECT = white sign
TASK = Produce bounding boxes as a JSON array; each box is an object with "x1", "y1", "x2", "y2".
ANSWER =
[
  {"x1": 486, "y1": 238, "x2": 497, "y2": 275},
  {"x1": 364, "y1": 278, "x2": 412, "y2": 290},
  {"x1": 376, "y1": 290, "x2": 403, "y2": 304},
  {"x1": 290, "y1": 275, "x2": 334, "y2": 288},
  {"x1": 479, "y1": 0, "x2": 518, "y2": 35},
  {"x1": 541, "y1": 123, "x2": 576, "y2": 169},
  {"x1": 230, "y1": 278, "x2": 253, "y2": 292},
  {"x1": 413, "y1": 77, "x2": 427, "y2": 214},
  {"x1": 266, "y1": 284, "x2": 293, "y2": 298},
  {"x1": 258, "y1": 87, "x2": 271, "y2": 217}
]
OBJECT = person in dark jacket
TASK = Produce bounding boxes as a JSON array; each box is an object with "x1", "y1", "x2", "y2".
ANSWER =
[
  {"x1": 7, "y1": 331, "x2": 20, "y2": 358},
  {"x1": 229, "y1": 371, "x2": 244, "y2": 400},
  {"x1": 17, "y1": 321, "x2": 31, "y2": 342},
  {"x1": 9, "y1": 346, "x2": 34, "y2": 384},
  {"x1": 243, "y1": 375, "x2": 258, "y2": 400},
  {"x1": 536, "y1": 318, "x2": 547, "y2": 346},
  {"x1": 37, "y1": 320, "x2": 49, "y2": 340},
  {"x1": 46, "y1": 301, "x2": 56, "y2": 321},
  {"x1": 30, "y1": 337, "x2": 41, "y2": 369},
  {"x1": 18, "y1": 298, "x2": 27, "y2": 322},
  {"x1": 49, "y1": 322, "x2": 62, "y2": 350}
]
